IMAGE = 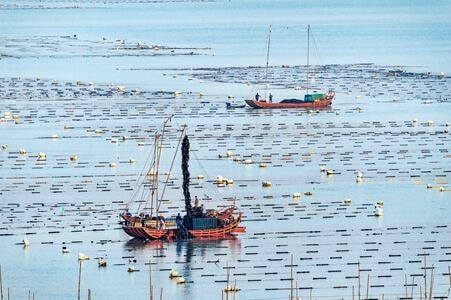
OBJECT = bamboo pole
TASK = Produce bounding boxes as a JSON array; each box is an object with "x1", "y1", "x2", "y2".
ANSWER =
[
  {"x1": 159, "y1": 288, "x2": 163, "y2": 300},
  {"x1": 365, "y1": 273, "x2": 369, "y2": 300},
  {"x1": 88, "y1": 288, "x2": 91, "y2": 300},
  {"x1": 420, "y1": 285, "x2": 422, "y2": 300},
  {"x1": 352, "y1": 285, "x2": 354, "y2": 300},
  {"x1": 0, "y1": 264, "x2": 3, "y2": 300},
  {"x1": 77, "y1": 260, "x2": 82, "y2": 300},
  {"x1": 424, "y1": 254, "x2": 427, "y2": 300},
  {"x1": 226, "y1": 263, "x2": 230, "y2": 300},
  {"x1": 411, "y1": 276, "x2": 415, "y2": 299},
  {"x1": 290, "y1": 254, "x2": 293, "y2": 300},
  {"x1": 7, "y1": 288, "x2": 9, "y2": 300},
  {"x1": 428, "y1": 264, "x2": 434, "y2": 300},
  {"x1": 149, "y1": 261, "x2": 153, "y2": 300},
  {"x1": 405, "y1": 274, "x2": 408, "y2": 299},
  {"x1": 309, "y1": 288, "x2": 312, "y2": 300},
  {"x1": 358, "y1": 261, "x2": 361, "y2": 300},
  {"x1": 296, "y1": 279, "x2": 299, "y2": 300},
  {"x1": 232, "y1": 278, "x2": 237, "y2": 300}
]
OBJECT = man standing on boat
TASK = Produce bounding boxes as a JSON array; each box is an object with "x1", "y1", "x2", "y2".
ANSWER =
[
  {"x1": 269, "y1": 93, "x2": 273, "y2": 103},
  {"x1": 255, "y1": 93, "x2": 260, "y2": 101}
]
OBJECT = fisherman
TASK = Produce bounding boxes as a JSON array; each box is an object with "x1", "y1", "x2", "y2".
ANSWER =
[
  {"x1": 158, "y1": 215, "x2": 166, "y2": 229},
  {"x1": 269, "y1": 93, "x2": 273, "y2": 103},
  {"x1": 194, "y1": 195, "x2": 199, "y2": 207},
  {"x1": 200, "y1": 204, "x2": 205, "y2": 216},
  {"x1": 255, "y1": 93, "x2": 260, "y2": 101},
  {"x1": 176, "y1": 213, "x2": 183, "y2": 229}
]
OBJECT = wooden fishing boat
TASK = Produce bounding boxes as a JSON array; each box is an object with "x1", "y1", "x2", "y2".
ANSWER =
[
  {"x1": 120, "y1": 120, "x2": 245, "y2": 240},
  {"x1": 245, "y1": 25, "x2": 335, "y2": 109}
]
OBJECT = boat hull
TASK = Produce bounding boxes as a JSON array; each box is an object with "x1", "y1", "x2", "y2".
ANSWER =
[
  {"x1": 245, "y1": 93, "x2": 334, "y2": 109},
  {"x1": 122, "y1": 214, "x2": 245, "y2": 240}
]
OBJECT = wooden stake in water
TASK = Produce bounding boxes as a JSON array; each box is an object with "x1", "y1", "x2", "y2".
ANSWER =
[
  {"x1": 365, "y1": 273, "x2": 369, "y2": 300},
  {"x1": 0, "y1": 264, "x2": 3, "y2": 300},
  {"x1": 159, "y1": 287, "x2": 163, "y2": 300},
  {"x1": 149, "y1": 261, "x2": 153, "y2": 300},
  {"x1": 424, "y1": 253, "x2": 427, "y2": 300},
  {"x1": 88, "y1": 288, "x2": 91, "y2": 300},
  {"x1": 352, "y1": 285, "x2": 354, "y2": 300},
  {"x1": 77, "y1": 260, "x2": 82, "y2": 300},
  {"x1": 405, "y1": 274, "x2": 408, "y2": 298},
  {"x1": 7, "y1": 288, "x2": 9, "y2": 300},
  {"x1": 290, "y1": 254, "x2": 294, "y2": 300},
  {"x1": 358, "y1": 261, "x2": 361, "y2": 300},
  {"x1": 429, "y1": 264, "x2": 434, "y2": 300}
]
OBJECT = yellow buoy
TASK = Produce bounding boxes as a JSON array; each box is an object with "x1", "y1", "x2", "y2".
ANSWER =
[
  {"x1": 70, "y1": 155, "x2": 78, "y2": 161},
  {"x1": 244, "y1": 159, "x2": 253, "y2": 164},
  {"x1": 37, "y1": 152, "x2": 46, "y2": 161},
  {"x1": 293, "y1": 192, "x2": 301, "y2": 198},
  {"x1": 169, "y1": 269, "x2": 179, "y2": 278},
  {"x1": 304, "y1": 191, "x2": 313, "y2": 196},
  {"x1": 197, "y1": 174, "x2": 204, "y2": 180}
]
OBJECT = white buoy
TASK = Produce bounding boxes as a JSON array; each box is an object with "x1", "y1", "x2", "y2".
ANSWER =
[
  {"x1": 326, "y1": 170, "x2": 334, "y2": 175},
  {"x1": 197, "y1": 174, "x2": 204, "y2": 179},
  {"x1": 23, "y1": 238, "x2": 30, "y2": 247},
  {"x1": 62, "y1": 246, "x2": 70, "y2": 254},
  {"x1": 37, "y1": 152, "x2": 46, "y2": 161},
  {"x1": 244, "y1": 159, "x2": 253, "y2": 164},
  {"x1": 426, "y1": 183, "x2": 432, "y2": 189},
  {"x1": 216, "y1": 175, "x2": 225, "y2": 184},
  {"x1": 51, "y1": 134, "x2": 59, "y2": 139},
  {"x1": 293, "y1": 192, "x2": 301, "y2": 198},
  {"x1": 259, "y1": 163, "x2": 267, "y2": 168},
  {"x1": 226, "y1": 151, "x2": 233, "y2": 158},
  {"x1": 174, "y1": 91, "x2": 182, "y2": 96},
  {"x1": 262, "y1": 181, "x2": 272, "y2": 187},
  {"x1": 70, "y1": 155, "x2": 78, "y2": 161},
  {"x1": 320, "y1": 166, "x2": 326, "y2": 172},
  {"x1": 344, "y1": 198, "x2": 352, "y2": 205},
  {"x1": 98, "y1": 257, "x2": 107, "y2": 267},
  {"x1": 439, "y1": 186, "x2": 445, "y2": 192},
  {"x1": 129, "y1": 158, "x2": 136, "y2": 164},
  {"x1": 127, "y1": 266, "x2": 137, "y2": 272},
  {"x1": 122, "y1": 135, "x2": 129, "y2": 141},
  {"x1": 111, "y1": 139, "x2": 118, "y2": 143},
  {"x1": 109, "y1": 162, "x2": 116, "y2": 168},
  {"x1": 427, "y1": 120, "x2": 434, "y2": 127},
  {"x1": 169, "y1": 269, "x2": 179, "y2": 278},
  {"x1": 199, "y1": 92, "x2": 204, "y2": 97},
  {"x1": 78, "y1": 253, "x2": 90, "y2": 260},
  {"x1": 117, "y1": 86, "x2": 126, "y2": 93},
  {"x1": 304, "y1": 191, "x2": 313, "y2": 196},
  {"x1": 226, "y1": 179, "x2": 234, "y2": 185},
  {"x1": 177, "y1": 277, "x2": 185, "y2": 284},
  {"x1": 19, "y1": 148, "x2": 27, "y2": 154},
  {"x1": 2, "y1": 144, "x2": 7, "y2": 150},
  {"x1": 138, "y1": 141, "x2": 145, "y2": 147}
]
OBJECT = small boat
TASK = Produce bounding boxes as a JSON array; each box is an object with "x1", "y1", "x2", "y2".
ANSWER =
[
  {"x1": 120, "y1": 118, "x2": 245, "y2": 240},
  {"x1": 245, "y1": 25, "x2": 335, "y2": 109},
  {"x1": 225, "y1": 102, "x2": 245, "y2": 109}
]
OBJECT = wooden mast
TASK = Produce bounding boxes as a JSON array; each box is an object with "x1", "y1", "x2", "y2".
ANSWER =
[
  {"x1": 306, "y1": 24, "x2": 310, "y2": 95},
  {"x1": 264, "y1": 25, "x2": 272, "y2": 101}
]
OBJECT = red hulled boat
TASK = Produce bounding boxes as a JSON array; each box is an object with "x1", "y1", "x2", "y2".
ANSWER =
[{"x1": 120, "y1": 123, "x2": 245, "y2": 240}]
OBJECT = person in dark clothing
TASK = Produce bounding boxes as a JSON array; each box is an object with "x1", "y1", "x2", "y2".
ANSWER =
[
  {"x1": 269, "y1": 93, "x2": 273, "y2": 103},
  {"x1": 176, "y1": 213, "x2": 182, "y2": 229},
  {"x1": 255, "y1": 93, "x2": 260, "y2": 101}
]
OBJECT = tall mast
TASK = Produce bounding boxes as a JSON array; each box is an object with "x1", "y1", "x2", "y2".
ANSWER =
[
  {"x1": 150, "y1": 132, "x2": 158, "y2": 217},
  {"x1": 264, "y1": 25, "x2": 272, "y2": 100},
  {"x1": 306, "y1": 24, "x2": 310, "y2": 95}
]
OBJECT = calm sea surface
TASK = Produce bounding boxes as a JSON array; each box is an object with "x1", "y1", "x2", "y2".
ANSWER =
[{"x1": 0, "y1": 1, "x2": 450, "y2": 299}]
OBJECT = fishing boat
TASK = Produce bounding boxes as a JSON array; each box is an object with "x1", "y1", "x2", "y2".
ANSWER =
[
  {"x1": 120, "y1": 119, "x2": 245, "y2": 240},
  {"x1": 245, "y1": 25, "x2": 335, "y2": 109}
]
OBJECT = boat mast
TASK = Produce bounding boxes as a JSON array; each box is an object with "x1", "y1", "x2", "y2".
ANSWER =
[
  {"x1": 154, "y1": 115, "x2": 172, "y2": 218},
  {"x1": 149, "y1": 132, "x2": 158, "y2": 218},
  {"x1": 306, "y1": 24, "x2": 310, "y2": 95},
  {"x1": 264, "y1": 25, "x2": 272, "y2": 100}
]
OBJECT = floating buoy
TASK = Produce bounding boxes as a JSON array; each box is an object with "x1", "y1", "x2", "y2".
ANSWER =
[
  {"x1": 129, "y1": 158, "x2": 136, "y2": 164},
  {"x1": 326, "y1": 170, "x2": 334, "y2": 175},
  {"x1": 62, "y1": 246, "x2": 70, "y2": 254},
  {"x1": 111, "y1": 139, "x2": 118, "y2": 144},
  {"x1": 88, "y1": 81, "x2": 94, "y2": 86},
  {"x1": 226, "y1": 179, "x2": 234, "y2": 185},
  {"x1": 174, "y1": 91, "x2": 182, "y2": 96},
  {"x1": 23, "y1": 238, "x2": 30, "y2": 247},
  {"x1": 374, "y1": 206, "x2": 383, "y2": 216},
  {"x1": 262, "y1": 181, "x2": 272, "y2": 187},
  {"x1": 109, "y1": 162, "x2": 116, "y2": 168},
  {"x1": 132, "y1": 88, "x2": 140, "y2": 94},
  {"x1": 293, "y1": 192, "x2": 301, "y2": 198},
  {"x1": 304, "y1": 191, "x2": 313, "y2": 196},
  {"x1": 216, "y1": 175, "x2": 224, "y2": 184},
  {"x1": 356, "y1": 177, "x2": 363, "y2": 183},
  {"x1": 224, "y1": 285, "x2": 240, "y2": 292},
  {"x1": 19, "y1": 148, "x2": 27, "y2": 154},
  {"x1": 319, "y1": 166, "x2": 326, "y2": 172},
  {"x1": 439, "y1": 72, "x2": 445, "y2": 79},
  {"x1": 259, "y1": 163, "x2": 267, "y2": 168},
  {"x1": 439, "y1": 186, "x2": 445, "y2": 192},
  {"x1": 176, "y1": 277, "x2": 185, "y2": 284},
  {"x1": 197, "y1": 174, "x2": 204, "y2": 180},
  {"x1": 98, "y1": 257, "x2": 107, "y2": 267},
  {"x1": 244, "y1": 159, "x2": 253, "y2": 164},
  {"x1": 427, "y1": 120, "x2": 434, "y2": 127},
  {"x1": 95, "y1": 129, "x2": 103, "y2": 134},
  {"x1": 233, "y1": 157, "x2": 241, "y2": 162},
  {"x1": 51, "y1": 134, "x2": 59, "y2": 139},
  {"x1": 426, "y1": 184, "x2": 432, "y2": 189},
  {"x1": 199, "y1": 92, "x2": 204, "y2": 97},
  {"x1": 37, "y1": 152, "x2": 46, "y2": 161},
  {"x1": 2, "y1": 144, "x2": 7, "y2": 150},
  {"x1": 122, "y1": 135, "x2": 129, "y2": 141},
  {"x1": 344, "y1": 198, "x2": 352, "y2": 205},
  {"x1": 226, "y1": 151, "x2": 233, "y2": 158},
  {"x1": 70, "y1": 155, "x2": 78, "y2": 161},
  {"x1": 76, "y1": 80, "x2": 83, "y2": 85},
  {"x1": 169, "y1": 269, "x2": 179, "y2": 278},
  {"x1": 78, "y1": 253, "x2": 90, "y2": 261},
  {"x1": 138, "y1": 141, "x2": 145, "y2": 147},
  {"x1": 376, "y1": 201, "x2": 384, "y2": 207},
  {"x1": 127, "y1": 266, "x2": 137, "y2": 272},
  {"x1": 227, "y1": 95, "x2": 234, "y2": 99},
  {"x1": 4, "y1": 112, "x2": 11, "y2": 118},
  {"x1": 117, "y1": 86, "x2": 126, "y2": 93}
]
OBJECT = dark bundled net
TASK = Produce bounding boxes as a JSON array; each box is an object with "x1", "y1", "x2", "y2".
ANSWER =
[{"x1": 182, "y1": 135, "x2": 193, "y2": 229}]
